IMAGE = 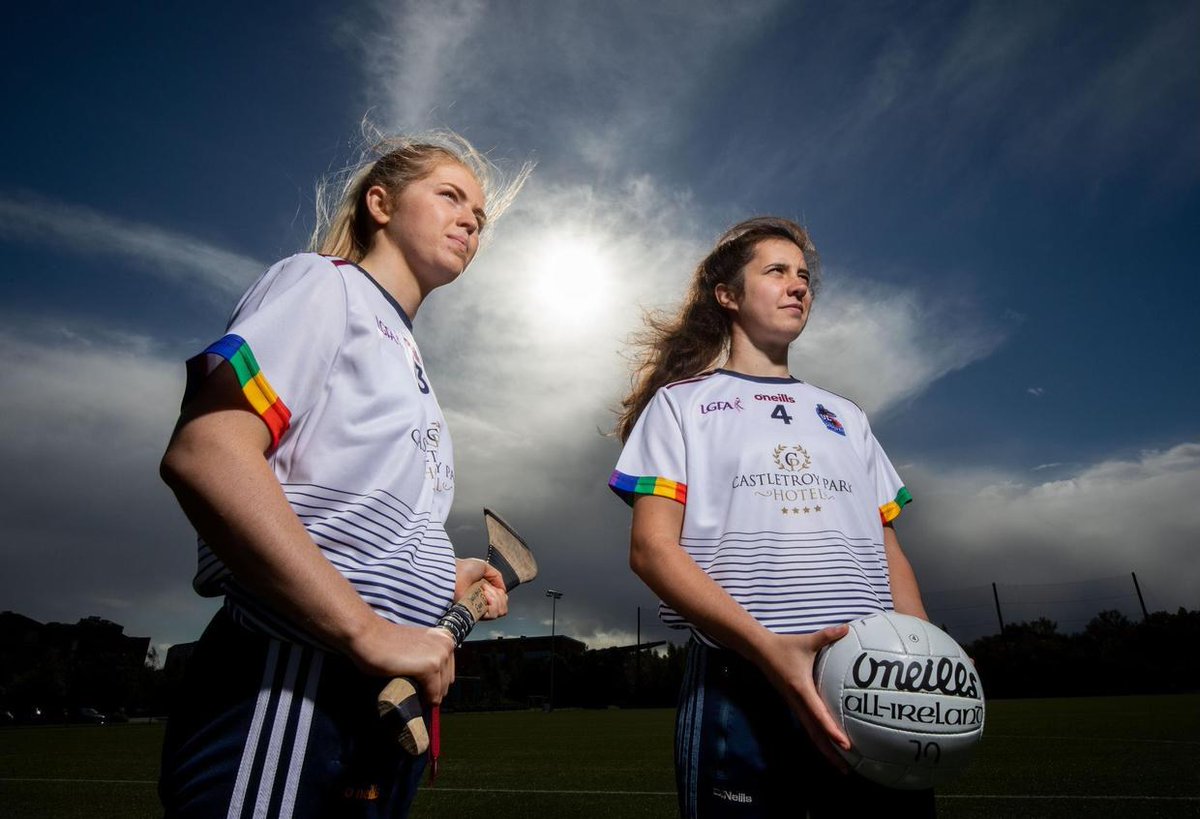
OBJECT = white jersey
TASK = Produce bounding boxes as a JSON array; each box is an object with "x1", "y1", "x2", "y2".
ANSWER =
[
  {"x1": 610, "y1": 369, "x2": 910, "y2": 646},
  {"x1": 183, "y1": 253, "x2": 457, "y2": 645}
]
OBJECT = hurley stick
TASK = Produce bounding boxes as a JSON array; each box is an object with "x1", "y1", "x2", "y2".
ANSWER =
[{"x1": 378, "y1": 508, "x2": 539, "y2": 754}]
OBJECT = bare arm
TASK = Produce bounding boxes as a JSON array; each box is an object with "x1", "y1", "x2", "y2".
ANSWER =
[
  {"x1": 630, "y1": 494, "x2": 850, "y2": 764},
  {"x1": 884, "y1": 522, "x2": 929, "y2": 620},
  {"x1": 160, "y1": 363, "x2": 457, "y2": 703}
]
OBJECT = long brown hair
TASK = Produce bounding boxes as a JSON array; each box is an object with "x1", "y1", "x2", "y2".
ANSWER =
[
  {"x1": 615, "y1": 216, "x2": 819, "y2": 442},
  {"x1": 310, "y1": 125, "x2": 532, "y2": 263}
]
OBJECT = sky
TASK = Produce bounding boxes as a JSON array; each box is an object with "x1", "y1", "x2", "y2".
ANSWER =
[{"x1": 2, "y1": 0, "x2": 1198, "y2": 659}]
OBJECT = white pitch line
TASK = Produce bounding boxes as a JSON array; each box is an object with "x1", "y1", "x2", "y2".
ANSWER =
[
  {"x1": 422, "y1": 788, "x2": 1200, "y2": 802},
  {"x1": 939, "y1": 795, "x2": 1200, "y2": 802},
  {"x1": 2, "y1": 779, "x2": 1198, "y2": 802},
  {"x1": 0, "y1": 778, "x2": 158, "y2": 785},
  {"x1": 985, "y1": 734, "x2": 1200, "y2": 746}
]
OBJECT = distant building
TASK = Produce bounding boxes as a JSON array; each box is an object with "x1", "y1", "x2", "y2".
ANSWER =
[
  {"x1": 0, "y1": 611, "x2": 150, "y2": 669},
  {"x1": 163, "y1": 640, "x2": 197, "y2": 681},
  {"x1": 0, "y1": 611, "x2": 151, "y2": 715},
  {"x1": 457, "y1": 633, "x2": 587, "y2": 672},
  {"x1": 450, "y1": 634, "x2": 588, "y2": 710}
]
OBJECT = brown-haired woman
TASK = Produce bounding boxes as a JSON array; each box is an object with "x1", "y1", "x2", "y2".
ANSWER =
[
  {"x1": 158, "y1": 130, "x2": 529, "y2": 818},
  {"x1": 610, "y1": 217, "x2": 935, "y2": 817}
]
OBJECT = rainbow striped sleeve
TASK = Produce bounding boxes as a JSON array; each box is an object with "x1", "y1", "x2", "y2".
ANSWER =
[
  {"x1": 608, "y1": 470, "x2": 687, "y2": 507},
  {"x1": 185, "y1": 334, "x2": 292, "y2": 448},
  {"x1": 879, "y1": 486, "x2": 913, "y2": 525}
]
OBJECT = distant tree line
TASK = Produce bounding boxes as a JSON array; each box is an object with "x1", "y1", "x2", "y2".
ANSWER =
[
  {"x1": 4, "y1": 607, "x2": 1196, "y2": 723},
  {"x1": 451, "y1": 607, "x2": 1200, "y2": 709},
  {"x1": 964, "y1": 607, "x2": 1200, "y2": 699}
]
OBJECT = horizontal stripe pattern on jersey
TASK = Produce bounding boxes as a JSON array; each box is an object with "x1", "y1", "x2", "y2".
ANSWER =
[
  {"x1": 613, "y1": 369, "x2": 909, "y2": 644},
  {"x1": 659, "y1": 529, "x2": 892, "y2": 639},
  {"x1": 196, "y1": 484, "x2": 457, "y2": 644}
]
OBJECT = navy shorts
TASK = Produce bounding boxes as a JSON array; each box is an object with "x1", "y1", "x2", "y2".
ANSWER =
[
  {"x1": 159, "y1": 609, "x2": 427, "y2": 818},
  {"x1": 675, "y1": 640, "x2": 936, "y2": 818}
]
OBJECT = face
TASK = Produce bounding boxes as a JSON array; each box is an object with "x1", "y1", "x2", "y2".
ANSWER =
[
  {"x1": 718, "y1": 237, "x2": 812, "y2": 349},
  {"x1": 381, "y1": 161, "x2": 487, "y2": 291}
]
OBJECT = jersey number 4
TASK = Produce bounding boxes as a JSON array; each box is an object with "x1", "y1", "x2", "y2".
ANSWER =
[{"x1": 771, "y1": 404, "x2": 793, "y2": 424}]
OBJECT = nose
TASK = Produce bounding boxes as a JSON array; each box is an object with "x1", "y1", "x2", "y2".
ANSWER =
[
  {"x1": 787, "y1": 273, "x2": 808, "y2": 297},
  {"x1": 459, "y1": 209, "x2": 479, "y2": 236}
]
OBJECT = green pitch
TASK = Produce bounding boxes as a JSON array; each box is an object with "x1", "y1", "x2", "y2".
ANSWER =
[{"x1": 1, "y1": 695, "x2": 1197, "y2": 818}]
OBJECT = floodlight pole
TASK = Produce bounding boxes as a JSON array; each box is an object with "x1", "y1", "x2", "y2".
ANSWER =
[
  {"x1": 635, "y1": 606, "x2": 641, "y2": 701},
  {"x1": 1131, "y1": 572, "x2": 1149, "y2": 621},
  {"x1": 546, "y1": 590, "x2": 563, "y2": 711}
]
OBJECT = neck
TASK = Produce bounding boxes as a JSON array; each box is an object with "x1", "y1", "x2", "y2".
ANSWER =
[
  {"x1": 725, "y1": 326, "x2": 791, "y2": 378},
  {"x1": 358, "y1": 244, "x2": 427, "y2": 319}
]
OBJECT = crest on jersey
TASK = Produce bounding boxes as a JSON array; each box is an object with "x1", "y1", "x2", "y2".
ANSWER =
[
  {"x1": 772, "y1": 443, "x2": 812, "y2": 472},
  {"x1": 815, "y1": 404, "x2": 846, "y2": 436}
]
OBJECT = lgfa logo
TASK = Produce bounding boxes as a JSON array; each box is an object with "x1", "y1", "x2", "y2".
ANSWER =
[
  {"x1": 376, "y1": 316, "x2": 402, "y2": 346},
  {"x1": 700, "y1": 397, "x2": 744, "y2": 415}
]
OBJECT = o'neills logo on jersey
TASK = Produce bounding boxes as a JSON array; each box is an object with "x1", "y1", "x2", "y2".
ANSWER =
[
  {"x1": 754, "y1": 393, "x2": 795, "y2": 403},
  {"x1": 699, "y1": 397, "x2": 744, "y2": 415}
]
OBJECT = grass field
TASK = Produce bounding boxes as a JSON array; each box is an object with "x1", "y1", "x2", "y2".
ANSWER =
[{"x1": 1, "y1": 694, "x2": 1197, "y2": 818}]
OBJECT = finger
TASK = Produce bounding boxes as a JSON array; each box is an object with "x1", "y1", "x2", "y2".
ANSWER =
[
  {"x1": 811, "y1": 623, "x2": 849, "y2": 649},
  {"x1": 481, "y1": 586, "x2": 508, "y2": 619},
  {"x1": 799, "y1": 681, "x2": 850, "y2": 750},
  {"x1": 796, "y1": 708, "x2": 851, "y2": 773}
]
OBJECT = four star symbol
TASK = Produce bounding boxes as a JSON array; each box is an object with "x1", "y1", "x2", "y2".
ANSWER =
[{"x1": 781, "y1": 504, "x2": 826, "y2": 515}]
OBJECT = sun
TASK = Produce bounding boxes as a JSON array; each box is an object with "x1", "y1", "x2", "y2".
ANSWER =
[{"x1": 526, "y1": 233, "x2": 612, "y2": 328}]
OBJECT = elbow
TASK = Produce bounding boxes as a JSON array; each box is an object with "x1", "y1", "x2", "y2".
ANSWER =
[
  {"x1": 628, "y1": 536, "x2": 655, "y2": 582},
  {"x1": 159, "y1": 444, "x2": 184, "y2": 492},
  {"x1": 159, "y1": 433, "x2": 205, "y2": 496}
]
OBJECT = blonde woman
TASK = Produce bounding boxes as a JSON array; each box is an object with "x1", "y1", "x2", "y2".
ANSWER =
[{"x1": 159, "y1": 132, "x2": 529, "y2": 818}]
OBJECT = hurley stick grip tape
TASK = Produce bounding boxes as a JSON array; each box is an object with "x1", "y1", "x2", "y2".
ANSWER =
[{"x1": 379, "y1": 581, "x2": 491, "y2": 754}]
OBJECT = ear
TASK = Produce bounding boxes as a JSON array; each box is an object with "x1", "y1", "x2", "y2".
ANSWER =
[
  {"x1": 714, "y1": 283, "x2": 739, "y2": 312},
  {"x1": 364, "y1": 185, "x2": 392, "y2": 227}
]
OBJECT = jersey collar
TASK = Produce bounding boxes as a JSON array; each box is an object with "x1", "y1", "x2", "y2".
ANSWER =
[
  {"x1": 348, "y1": 261, "x2": 414, "y2": 331},
  {"x1": 714, "y1": 368, "x2": 802, "y2": 385}
]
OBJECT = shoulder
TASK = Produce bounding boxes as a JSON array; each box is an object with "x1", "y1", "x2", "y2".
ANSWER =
[
  {"x1": 259, "y1": 252, "x2": 353, "y2": 295},
  {"x1": 793, "y1": 379, "x2": 868, "y2": 417},
  {"x1": 661, "y1": 370, "x2": 720, "y2": 400},
  {"x1": 229, "y1": 253, "x2": 350, "y2": 329},
  {"x1": 261, "y1": 252, "x2": 347, "y2": 283}
]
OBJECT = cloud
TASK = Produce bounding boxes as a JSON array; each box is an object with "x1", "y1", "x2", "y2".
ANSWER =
[
  {"x1": 355, "y1": 0, "x2": 487, "y2": 128},
  {"x1": 899, "y1": 442, "x2": 1200, "y2": 639},
  {"x1": 352, "y1": 0, "x2": 787, "y2": 172},
  {"x1": 792, "y1": 277, "x2": 1005, "y2": 417},
  {"x1": 0, "y1": 322, "x2": 215, "y2": 646},
  {"x1": 0, "y1": 192, "x2": 264, "y2": 301},
  {"x1": 406, "y1": 174, "x2": 1008, "y2": 643}
]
